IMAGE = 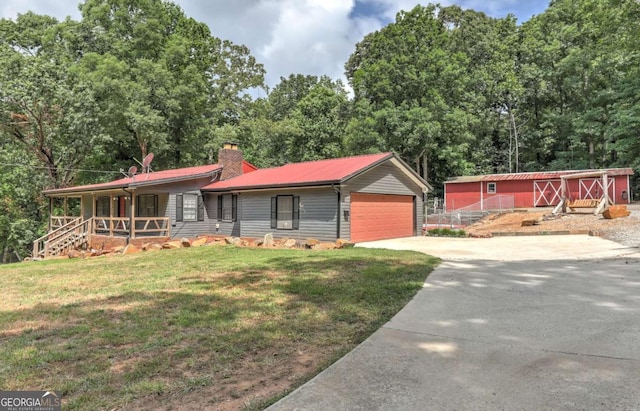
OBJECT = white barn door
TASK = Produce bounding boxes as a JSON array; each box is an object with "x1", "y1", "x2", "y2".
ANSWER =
[
  {"x1": 533, "y1": 180, "x2": 562, "y2": 206},
  {"x1": 579, "y1": 178, "x2": 614, "y2": 201}
]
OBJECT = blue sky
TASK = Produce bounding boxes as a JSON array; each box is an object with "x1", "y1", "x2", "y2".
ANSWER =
[{"x1": 0, "y1": 1, "x2": 550, "y2": 90}]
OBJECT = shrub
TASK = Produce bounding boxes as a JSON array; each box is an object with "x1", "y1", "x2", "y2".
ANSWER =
[{"x1": 425, "y1": 228, "x2": 466, "y2": 237}]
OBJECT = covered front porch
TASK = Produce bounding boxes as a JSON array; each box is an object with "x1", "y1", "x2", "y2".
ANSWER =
[{"x1": 34, "y1": 191, "x2": 170, "y2": 258}]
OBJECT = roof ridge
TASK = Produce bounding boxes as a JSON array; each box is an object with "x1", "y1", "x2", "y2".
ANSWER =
[{"x1": 244, "y1": 152, "x2": 392, "y2": 172}]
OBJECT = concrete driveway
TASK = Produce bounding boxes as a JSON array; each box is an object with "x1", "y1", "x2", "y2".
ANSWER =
[{"x1": 268, "y1": 235, "x2": 640, "y2": 410}]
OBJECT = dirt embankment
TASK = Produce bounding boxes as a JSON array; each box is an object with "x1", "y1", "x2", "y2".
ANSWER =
[{"x1": 465, "y1": 204, "x2": 640, "y2": 247}]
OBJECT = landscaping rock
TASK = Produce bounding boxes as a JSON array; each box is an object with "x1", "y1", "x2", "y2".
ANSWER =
[
  {"x1": 67, "y1": 250, "x2": 84, "y2": 259},
  {"x1": 254, "y1": 239, "x2": 264, "y2": 247},
  {"x1": 603, "y1": 205, "x2": 631, "y2": 219},
  {"x1": 89, "y1": 249, "x2": 109, "y2": 257},
  {"x1": 263, "y1": 233, "x2": 274, "y2": 247},
  {"x1": 146, "y1": 243, "x2": 163, "y2": 251},
  {"x1": 162, "y1": 241, "x2": 182, "y2": 249},
  {"x1": 335, "y1": 239, "x2": 355, "y2": 249},
  {"x1": 225, "y1": 237, "x2": 242, "y2": 246},
  {"x1": 521, "y1": 217, "x2": 542, "y2": 227},
  {"x1": 180, "y1": 238, "x2": 192, "y2": 247},
  {"x1": 312, "y1": 242, "x2": 337, "y2": 250},
  {"x1": 123, "y1": 244, "x2": 140, "y2": 255},
  {"x1": 305, "y1": 238, "x2": 319, "y2": 249},
  {"x1": 191, "y1": 237, "x2": 208, "y2": 247},
  {"x1": 283, "y1": 239, "x2": 297, "y2": 248},
  {"x1": 112, "y1": 246, "x2": 126, "y2": 254}
]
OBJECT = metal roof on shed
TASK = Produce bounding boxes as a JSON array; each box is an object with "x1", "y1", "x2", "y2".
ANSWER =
[{"x1": 445, "y1": 168, "x2": 634, "y2": 184}]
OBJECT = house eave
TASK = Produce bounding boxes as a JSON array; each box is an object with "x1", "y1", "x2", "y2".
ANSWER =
[
  {"x1": 43, "y1": 169, "x2": 221, "y2": 196},
  {"x1": 203, "y1": 181, "x2": 341, "y2": 193},
  {"x1": 339, "y1": 152, "x2": 431, "y2": 192}
]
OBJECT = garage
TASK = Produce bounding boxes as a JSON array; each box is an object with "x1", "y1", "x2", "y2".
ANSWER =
[{"x1": 350, "y1": 193, "x2": 415, "y2": 242}]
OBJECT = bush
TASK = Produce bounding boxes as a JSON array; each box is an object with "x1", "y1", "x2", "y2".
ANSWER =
[{"x1": 425, "y1": 228, "x2": 467, "y2": 237}]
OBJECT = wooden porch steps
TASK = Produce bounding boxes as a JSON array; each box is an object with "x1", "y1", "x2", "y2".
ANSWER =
[{"x1": 33, "y1": 218, "x2": 92, "y2": 259}]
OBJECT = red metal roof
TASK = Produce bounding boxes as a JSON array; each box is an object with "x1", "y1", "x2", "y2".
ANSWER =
[
  {"x1": 242, "y1": 161, "x2": 258, "y2": 174},
  {"x1": 445, "y1": 168, "x2": 634, "y2": 184},
  {"x1": 202, "y1": 153, "x2": 394, "y2": 191},
  {"x1": 43, "y1": 163, "x2": 222, "y2": 195}
]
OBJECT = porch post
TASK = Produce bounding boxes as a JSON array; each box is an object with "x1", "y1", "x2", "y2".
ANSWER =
[
  {"x1": 48, "y1": 197, "x2": 53, "y2": 232},
  {"x1": 561, "y1": 177, "x2": 567, "y2": 213},
  {"x1": 92, "y1": 194, "x2": 96, "y2": 234},
  {"x1": 130, "y1": 191, "x2": 136, "y2": 239},
  {"x1": 603, "y1": 173, "x2": 609, "y2": 204},
  {"x1": 109, "y1": 194, "x2": 114, "y2": 236}
]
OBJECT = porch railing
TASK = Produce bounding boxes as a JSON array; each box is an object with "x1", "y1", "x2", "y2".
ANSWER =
[
  {"x1": 33, "y1": 217, "x2": 91, "y2": 258},
  {"x1": 92, "y1": 216, "x2": 170, "y2": 238},
  {"x1": 50, "y1": 216, "x2": 82, "y2": 230},
  {"x1": 34, "y1": 216, "x2": 171, "y2": 259}
]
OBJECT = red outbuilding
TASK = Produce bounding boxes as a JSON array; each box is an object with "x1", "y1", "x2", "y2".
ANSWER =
[{"x1": 444, "y1": 168, "x2": 634, "y2": 211}]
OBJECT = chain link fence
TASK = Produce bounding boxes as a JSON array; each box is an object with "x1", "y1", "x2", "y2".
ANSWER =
[{"x1": 424, "y1": 196, "x2": 515, "y2": 230}]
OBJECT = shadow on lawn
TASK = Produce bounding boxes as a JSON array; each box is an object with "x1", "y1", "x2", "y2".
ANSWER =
[{"x1": 0, "y1": 250, "x2": 438, "y2": 410}]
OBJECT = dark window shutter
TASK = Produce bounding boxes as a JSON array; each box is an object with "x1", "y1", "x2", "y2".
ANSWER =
[
  {"x1": 197, "y1": 195, "x2": 205, "y2": 221},
  {"x1": 232, "y1": 194, "x2": 238, "y2": 222},
  {"x1": 135, "y1": 195, "x2": 140, "y2": 217},
  {"x1": 270, "y1": 197, "x2": 277, "y2": 229},
  {"x1": 292, "y1": 196, "x2": 300, "y2": 230},
  {"x1": 176, "y1": 194, "x2": 183, "y2": 222},
  {"x1": 217, "y1": 195, "x2": 223, "y2": 221}
]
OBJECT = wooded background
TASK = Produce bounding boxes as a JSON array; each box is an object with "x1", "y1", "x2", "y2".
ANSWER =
[{"x1": 1, "y1": 0, "x2": 639, "y2": 262}]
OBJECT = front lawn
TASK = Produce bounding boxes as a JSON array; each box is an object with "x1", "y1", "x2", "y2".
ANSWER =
[{"x1": 0, "y1": 245, "x2": 438, "y2": 410}]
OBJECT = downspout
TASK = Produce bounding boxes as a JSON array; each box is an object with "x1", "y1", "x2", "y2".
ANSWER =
[
  {"x1": 122, "y1": 188, "x2": 133, "y2": 245},
  {"x1": 332, "y1": 184, "x2": 341, "y2": 240}
]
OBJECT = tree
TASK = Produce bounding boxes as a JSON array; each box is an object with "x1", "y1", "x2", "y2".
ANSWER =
[
  {"x1": 0, "y1": 13, "x2": 108, "y2": 189},
  {"x1": 76, "y1": 0, "x2": 266, "y2": 167}
]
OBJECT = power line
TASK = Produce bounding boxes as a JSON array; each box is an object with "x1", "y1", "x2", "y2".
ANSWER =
[{"x1": 0, "y1": 162, "x2": 120, "y2": 174}]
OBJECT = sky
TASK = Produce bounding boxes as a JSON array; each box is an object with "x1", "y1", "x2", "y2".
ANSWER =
[{"x1": 0, "y1": 0, "x2": 550, "y2": 93}]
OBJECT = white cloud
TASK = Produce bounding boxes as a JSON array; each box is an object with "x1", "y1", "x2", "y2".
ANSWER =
[{"x1": 0, "y1": 0, "x2": 547, "y2": 89}]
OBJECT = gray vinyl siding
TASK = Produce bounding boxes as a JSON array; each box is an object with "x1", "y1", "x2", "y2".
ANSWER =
[
  {"x1": 136, "y1": 177, "x2": 212, "y2": 239},
  {"x1": 340, "y1": 162, "x2": 425, "y2": 239},
  {"x1": 206, "y1": 193, "x2": 241, "y2": 237},
  {"x1": 240, "y1": 188, "x2": 338, "y2": 241}
]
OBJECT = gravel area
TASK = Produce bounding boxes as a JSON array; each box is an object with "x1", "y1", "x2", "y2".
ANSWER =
[{"x1": 465, "y1": 203, "x2": 640, "y2": 248}]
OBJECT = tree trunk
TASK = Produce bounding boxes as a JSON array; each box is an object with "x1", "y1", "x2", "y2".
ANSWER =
[
  {"x1": 422, "y1": 154, "x2": 428, "y2": 182},
  {"x1": 510, "y1": 110, "x2": 519, "y2": 173}
]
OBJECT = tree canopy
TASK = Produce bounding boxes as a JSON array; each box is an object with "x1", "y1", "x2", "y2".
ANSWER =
[{"x1": 1, "y1": 0, "x2": 639, "y2": 261}]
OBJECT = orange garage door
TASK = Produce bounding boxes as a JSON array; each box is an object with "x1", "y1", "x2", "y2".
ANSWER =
[{"x1": 350, "y1": 193, "x2": 415, "y2": 242}]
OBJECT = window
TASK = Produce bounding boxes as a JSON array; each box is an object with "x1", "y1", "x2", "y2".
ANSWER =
[
  {"x1": 183, "y1": 194, "x2": 198, "y2": 221},
  {"x1": 270, "y1": 195, "x2": 300, "y2": 230},
  {"x1": 96, "y1": 196, "x2": 110, "y2": 217},
  {"x1": 487, "y1": 182, "x2": 497, "y2": 194},
  {"x1": 176, "y1": 194, "x2": 205, "y2": 222},
  {"x1": 137, "y1": 194, "x2": 158, "y2": 217},
  {"x1": 217, "y1": 194, "x2": 237, "y2": 222}
]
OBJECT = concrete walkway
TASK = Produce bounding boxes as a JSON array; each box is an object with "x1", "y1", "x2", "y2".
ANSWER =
[{"x1": 268, "y1": 236, "x2": 640, "y2": 410}]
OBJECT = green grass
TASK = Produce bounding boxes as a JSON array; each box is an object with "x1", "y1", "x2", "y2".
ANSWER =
[{"x1": 0, "y1": 245, "x2": 439, "y2": 410}]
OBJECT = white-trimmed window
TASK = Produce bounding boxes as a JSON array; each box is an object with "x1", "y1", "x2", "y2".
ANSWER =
[
  {"x1": 487, "y1": 182, "x2": 497, "y2": 194},
  {"x1": 183, "y1": 194, "x2": 198, "y2": 221},
  {"x1": 217, "y1": 194, "x2": 237, "y2": 222},
  {"x1": 176, "y1": 194, "x2": 204, "y2": 222},
  {"x1": 270, "y1": 195, "x2": 300, "y2": 230}
]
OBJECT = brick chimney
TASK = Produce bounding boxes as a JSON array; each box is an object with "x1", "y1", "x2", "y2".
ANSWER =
[{"x1": 218, "y1": 142, "x2": 243, "y2": 180}]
